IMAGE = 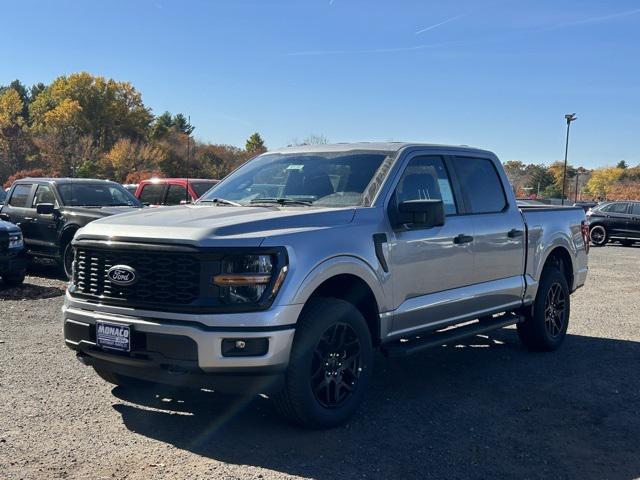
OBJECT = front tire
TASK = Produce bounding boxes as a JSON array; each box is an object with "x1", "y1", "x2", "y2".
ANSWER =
[
  {"x1": 517, "y1": 266, "x2": 570, "y2": 351},
  {"x1": 590, "y1": 225, "x2": 608, "y2": 247},
  {"x1": 2, "y1": 269, "x2": 26, "y2": 287},
  {"x1": 272, "y1": 297, "x2": 373, "y2": 429}
]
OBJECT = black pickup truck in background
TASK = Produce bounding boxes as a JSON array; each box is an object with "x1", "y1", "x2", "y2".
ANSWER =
[
  {"x1": 0, "y1": 219, "x2": 26, "y2": 286},
  {"x1": 0, "y1": 178, "x2": 142, "y2": 278}
]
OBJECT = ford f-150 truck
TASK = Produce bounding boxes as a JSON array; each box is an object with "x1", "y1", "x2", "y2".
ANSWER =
[{"x1": 62, "y1": 143, "x2": 589, "y2": 428}]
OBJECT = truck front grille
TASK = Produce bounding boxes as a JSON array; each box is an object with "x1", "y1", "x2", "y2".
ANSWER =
[{"x1": 74, "y1": 248, "x2": 200, "y2": 305}]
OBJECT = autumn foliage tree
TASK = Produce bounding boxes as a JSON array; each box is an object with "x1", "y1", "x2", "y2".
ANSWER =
[{"x1": 0, "y1": 73, "x2": 266, "y2": 186}]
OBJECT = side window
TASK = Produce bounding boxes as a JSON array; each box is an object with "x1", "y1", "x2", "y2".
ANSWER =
[
  {"x1": 165, "y1": 184, "x2": 188, "y2": 205},
  {"x1": 453, "y1": 157, "x2": 507, "y2": 214},
  {"x1": 631, "y1": 204, "x2": 640, "y2": 216},
  {"x1": 139, "y1": 184, "x2": 165, "y2": 205},
  {"x1": 32, "y1": 185, "x2": 57, "y2": 207},
  {"x1": 390, "y1": 155, "x2": 457, "y2": 216},
  {"x1": 605, "y1": 202, "x2": 629, "y2": 214},
  {"x1": 8, "y1": 184, "x2": 32, "y2": 208}
]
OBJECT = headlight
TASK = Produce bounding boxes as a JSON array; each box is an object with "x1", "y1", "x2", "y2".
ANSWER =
[
  {"x1": 213, "y1": 254, "x2": 280, "y2": 304},
  {"x1": 8, "y1": 233, "x2": 23, "y2": 250}
]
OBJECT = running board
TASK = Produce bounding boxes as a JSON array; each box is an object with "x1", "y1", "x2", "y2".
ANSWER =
[{"x1": 381, "y1": 314, "x2": 524, "y2": 358}]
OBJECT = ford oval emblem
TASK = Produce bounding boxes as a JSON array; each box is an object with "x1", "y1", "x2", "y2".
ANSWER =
[{"x1": 107, "y1": 265, "x2": 137, "y2": 286}]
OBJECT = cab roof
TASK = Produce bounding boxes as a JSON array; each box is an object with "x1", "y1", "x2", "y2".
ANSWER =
[{"x1": 269, "y1": 142, "x2": 494, "y2": 156}]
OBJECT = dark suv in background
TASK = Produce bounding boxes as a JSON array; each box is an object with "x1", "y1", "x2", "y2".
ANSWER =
[
  {"x1": 588, "y1": 201, "x2": 640, "y2": 247},
  {"x1": 0, "y1": 178, "x2": 142, "y2": 278}
]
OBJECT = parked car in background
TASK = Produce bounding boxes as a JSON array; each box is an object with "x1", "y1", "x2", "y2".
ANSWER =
[
  {"x1": 574, "y1": 201, "x2": 598, "y2": 212},
  {"x1": 0, "y1": 178, "x2": 142, "y2": 278},
  {"x1": 134, "y1": 178, "x2": 219, "y2": 206},
  {"x1": 63, "y1": 143, "x2": 589, "y2": 428},
  {"x1": 122, "y1": 184, "x2": 138, "y2": 194},
  {"x1": 587, "y1": 201, "x2": 640, "y2": 247},
  {"x1": 0, "y1": 188, "x2": 6, "y2": 204},
  {"x1": 0, "y1": 219, "x2": 26, "y2": 286}
]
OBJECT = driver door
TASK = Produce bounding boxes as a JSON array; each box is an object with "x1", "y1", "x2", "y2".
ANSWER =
[
  {"x1": 29, "y1": 184, "x2": 60, "y2": 255},
  {"x1": 386, "y1": 154, "x2": 475, "y2": 338}
]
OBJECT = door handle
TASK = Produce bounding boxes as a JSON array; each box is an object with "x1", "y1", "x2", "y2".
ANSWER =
[
  {"x1": 453, "y1": 234, "x2": 474, "y2": 244},
  {"x1": 24, "y1": 217, "x2": 34, "y2": 222},
  {"x1": 507, "y1": 228, "x2": 524, "y2": 238}
]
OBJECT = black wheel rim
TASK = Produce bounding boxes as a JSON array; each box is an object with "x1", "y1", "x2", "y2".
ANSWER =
[
  {"x1": 311, "y1": 322, "x2": 362, "y2": 408},
  {"x1": 590, "y1": 227, "x2": 605, "y2": 244},
  {"x1": 544, "y1": 283, "x2": 566, "y2": 338}
]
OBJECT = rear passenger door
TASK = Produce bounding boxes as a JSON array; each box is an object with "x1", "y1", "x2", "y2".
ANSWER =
[
  {"x1": 451, "y1": 156, "x2": 526, "y2": 308},
  {"x1": 602, "y1": 202, "x2": 630, "y2": 236},
  {"x1": 628, "y1": 203, "x2": 640, "y2": 238}
]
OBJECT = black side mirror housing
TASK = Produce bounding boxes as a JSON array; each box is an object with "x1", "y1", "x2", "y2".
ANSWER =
[
  {"x1": 36, "y1": 203, "x2": 56, "y2": 215},
  {"x1": 396, "y1": 199, "x2": 445, "y2": 229}
]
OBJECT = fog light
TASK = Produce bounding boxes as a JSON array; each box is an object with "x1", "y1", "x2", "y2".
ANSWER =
[{"x1": 221, "y1": 338, "x2": 269, "y2": 357}]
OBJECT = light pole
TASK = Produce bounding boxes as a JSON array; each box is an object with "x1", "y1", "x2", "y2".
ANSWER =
[{"x1": 561, "y1": 113, "x2": 577, "y2": 205}]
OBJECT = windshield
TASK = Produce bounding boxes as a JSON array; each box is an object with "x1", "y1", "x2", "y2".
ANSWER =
[
  {"x1": 58, "y1": 183, "x2": 142, "y2": 207},
  {"x1": 199, "y1": 151, "x2": 390, "y2": 207}
]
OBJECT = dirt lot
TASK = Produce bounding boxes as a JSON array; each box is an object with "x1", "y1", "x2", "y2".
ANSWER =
[{"x1": 1, "y1": 247, "x2": 639, "y2": 480}]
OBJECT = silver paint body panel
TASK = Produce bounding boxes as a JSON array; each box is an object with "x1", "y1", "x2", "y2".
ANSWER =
[{"x1": 65, "y1": 143, "x2": 588, "y2": 370}]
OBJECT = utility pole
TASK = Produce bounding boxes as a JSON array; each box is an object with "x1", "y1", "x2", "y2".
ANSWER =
[
  {"x1": 561, "y1": 113, "x2": 577, "y2": 205},
  {"x1": 185, "y1": 115, "x2": 191, "y2": 204},
  {"x1": 574, "y1": 167, "x2": 586, "y2": 203}
]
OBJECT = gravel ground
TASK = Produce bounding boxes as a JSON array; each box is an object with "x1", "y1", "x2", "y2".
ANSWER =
[{"x1": 1, "y1": 247, "x2": 639, "y2": 480}]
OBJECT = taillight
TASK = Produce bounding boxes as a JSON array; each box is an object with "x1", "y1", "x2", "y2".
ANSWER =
[{"x1": 581, "y1": 220, "x2": 590, "y2": 254}]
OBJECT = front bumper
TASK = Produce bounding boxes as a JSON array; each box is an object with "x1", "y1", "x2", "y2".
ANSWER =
[
  {"x1": 0, "y1": 252, "x2": 26, "y2": 275},
  {"x1": 63, "y1": 293, "x2": 301, "y2": 392}
]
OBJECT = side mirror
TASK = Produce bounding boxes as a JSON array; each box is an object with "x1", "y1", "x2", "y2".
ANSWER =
[
  {"x1": 396, "y1": 199, "x2": 445, "y2": 229},
  {"x1": 36, "y1": 203, "x2": 56, "y2": 215}
]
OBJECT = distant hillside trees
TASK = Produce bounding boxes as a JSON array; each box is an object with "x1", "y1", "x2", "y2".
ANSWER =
[{"x1": 0, "y1": 73, "x2": 267, "y2": 187}]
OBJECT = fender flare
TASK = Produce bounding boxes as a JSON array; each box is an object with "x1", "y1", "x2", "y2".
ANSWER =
[{"x1": 285, "y1": 255, "x2": 386, "y2": 312}]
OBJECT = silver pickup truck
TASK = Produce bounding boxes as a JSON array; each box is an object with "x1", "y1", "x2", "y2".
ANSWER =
[{"x1": 63, "y1": 143, "x2": 589, "y2": 428}]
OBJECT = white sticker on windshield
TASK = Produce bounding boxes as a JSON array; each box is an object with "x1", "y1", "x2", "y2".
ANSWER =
[{"x1": 286, "y1": 164, "x2": 304, "y2": 170}]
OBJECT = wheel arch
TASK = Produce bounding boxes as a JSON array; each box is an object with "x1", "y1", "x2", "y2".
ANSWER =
[
  {"x1": 288, "y1": 257, "x2": 386, "y2": 346},
  {"x1": 540, "y1": 245, "x2": 574, "y2": 291}
]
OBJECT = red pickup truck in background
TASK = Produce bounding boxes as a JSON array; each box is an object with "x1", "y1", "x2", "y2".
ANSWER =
[{"x1": 134, "y1": 178, "x2": 219, "y2": 206}]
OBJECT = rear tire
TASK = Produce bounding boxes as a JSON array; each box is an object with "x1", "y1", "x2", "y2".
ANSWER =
[
  {"x1": 589, "y1": 225, "x2": 608, "y2": 247},
  {"x1": 272, "y1": 297, "x2": 373, "y2": 429},
  {"x1": 517, "y1": 267, "x2": 570, "y2": 351}
]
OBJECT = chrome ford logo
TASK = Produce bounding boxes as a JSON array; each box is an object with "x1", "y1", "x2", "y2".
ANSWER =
[{"x1": 107, "y1": 265, "x2": 137, "y2": 286}]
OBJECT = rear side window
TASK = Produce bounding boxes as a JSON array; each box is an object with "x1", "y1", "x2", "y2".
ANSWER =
[
  {"x1": 165, "y1": 184, "x2": 188, "y2": 205},
  {"x1": 139, "y1": 184, "x2": 164, "y2": 205},
  {"x1": 632, "y1": 204, "x2": 640, "y2": 215},
  {"x1": 8, "y1": 184, "x2": 32, "y2": 207},
  {"x1": 602, "y1": 202, "x2": 629, "y2": 214},
  {"x1": 453, "y1": 157, "x2": 507, "y2": 214}
]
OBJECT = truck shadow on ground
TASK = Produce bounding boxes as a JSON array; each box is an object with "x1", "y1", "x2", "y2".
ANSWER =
[{"x1": 112, "y1": 330, "x2": 640, "y2": 480}]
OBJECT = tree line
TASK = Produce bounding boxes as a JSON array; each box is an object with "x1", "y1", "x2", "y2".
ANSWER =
[
  {"x1": 0, "y1": 73, "x2": 268, "y2": 188},
  {"x1": 2, "y1": 72, "x2": 638, "y2": 200},
  {"x1": 503, "y1": 159, "x2": 640, "y2": 202}
]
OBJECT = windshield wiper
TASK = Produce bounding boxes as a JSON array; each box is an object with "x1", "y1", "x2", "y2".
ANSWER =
[
  {"x1": 200, "y1": 198, "x2": 243, "y2": 207},
  {"x1": 250, "y1": 198, "x2": 313, "y2": 206}
]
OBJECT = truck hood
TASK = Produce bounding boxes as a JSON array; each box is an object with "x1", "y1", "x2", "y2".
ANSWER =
[
  {"x1": 0, "y1": 219, "x2": 21, "y2": 233},
  {"x1": 75, "y1": 205, "x2": 356, "y2": 247}
]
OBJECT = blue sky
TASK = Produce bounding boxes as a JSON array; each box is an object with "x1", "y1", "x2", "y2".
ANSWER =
[{"x1": 2, "y1": 0, "x2": 639, "y2": 168}]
